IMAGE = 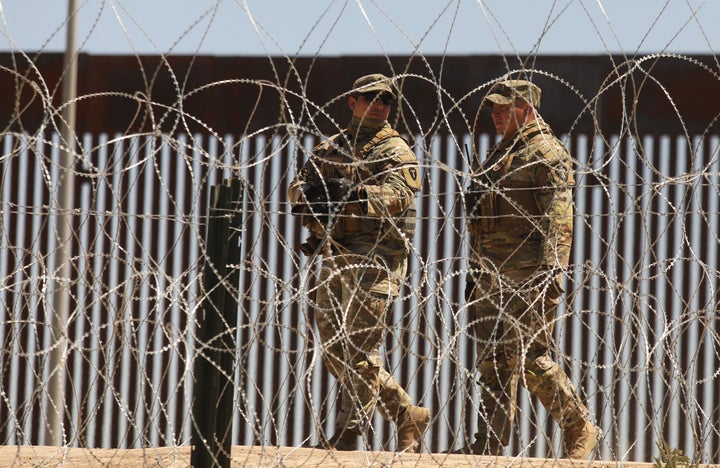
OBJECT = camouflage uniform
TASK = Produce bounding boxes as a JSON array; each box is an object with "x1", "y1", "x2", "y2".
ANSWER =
[
  {"x1": 288, "y1": 74, "x2": 427, "y2": 451},
  {"x1": 459, "y1": 80, "x2": 598, "y2": 458}
]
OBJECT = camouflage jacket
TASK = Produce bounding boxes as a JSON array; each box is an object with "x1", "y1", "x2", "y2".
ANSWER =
[
  {"x1": 466, "y1": 118, "x2": 574, "y2": 273},
  {"x1": 288, "y1": 119, "x2": 421, "y2": 256}
]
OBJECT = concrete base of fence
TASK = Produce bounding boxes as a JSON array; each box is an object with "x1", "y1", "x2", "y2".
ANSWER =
[{"x1": 0, "y1": 444, "x2": 663, "y2": 467}]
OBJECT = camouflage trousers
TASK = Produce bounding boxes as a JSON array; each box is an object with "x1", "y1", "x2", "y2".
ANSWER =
[
  {"x1": 314, "y1": 251, "x2": 411, "y2": 435},
  {"x1": 465, "y1": 268, "x2": 591, "y2": 449}
]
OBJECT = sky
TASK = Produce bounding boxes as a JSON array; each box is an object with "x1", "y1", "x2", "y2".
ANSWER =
[{"x1": 0, "y1": 0, "x2": 718, "y2": 58}]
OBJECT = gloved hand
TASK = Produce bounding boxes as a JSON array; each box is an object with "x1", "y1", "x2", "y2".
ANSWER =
[
  {"x1": 325, "y1": 177, "x2": 360, "y2": 202},
  {"x1": 302, "y1": 184, "x2": 328, "y2": 205},
  {"x1": 291, "y1": 184, "x2": 330, "y2": 220},
  {"x1": 463, "y1": 181, "x2": 483, "y2": 218}
]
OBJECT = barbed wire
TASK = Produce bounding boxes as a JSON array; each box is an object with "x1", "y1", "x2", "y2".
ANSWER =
[{"x1": 1, "y1": 1, "x2": 720, "y2": 466}]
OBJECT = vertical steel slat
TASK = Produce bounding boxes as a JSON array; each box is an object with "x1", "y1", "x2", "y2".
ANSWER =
[{"x1": 0, "y1": 131, "x2": 719, "y2": 462}]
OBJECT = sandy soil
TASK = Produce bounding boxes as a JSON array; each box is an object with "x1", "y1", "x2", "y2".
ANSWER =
[{"x1": 0, "y1": 445, "x2": 663, "y2": 467}]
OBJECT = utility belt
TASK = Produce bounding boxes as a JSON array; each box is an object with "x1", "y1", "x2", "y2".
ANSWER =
[
  {"x1": 299, "y1": 209, "x2": 415, "y2": 257},
  {"x1": 298, "y1": 234, "x2": 408, "y2": 257}
]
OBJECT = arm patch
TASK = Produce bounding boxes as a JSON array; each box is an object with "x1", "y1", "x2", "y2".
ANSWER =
[{"x1": 402, "y1": 165, "x2": 421, "y2": 190}]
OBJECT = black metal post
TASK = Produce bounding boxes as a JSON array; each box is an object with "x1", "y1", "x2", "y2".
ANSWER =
[{"x1": 191, "y1": 178, "x2": 243, "y2": 468}]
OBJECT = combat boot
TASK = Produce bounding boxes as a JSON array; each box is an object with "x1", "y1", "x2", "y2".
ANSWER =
[
  {"x1": 563, "y1": 420, "x2": 600, "y2": 459},
  {"x1": 396, "y1": 405, "x2": 431, "y2": 452},
  {"x1": 447, "y1": 437, "x2": 504, "y2": 456},
  {"x1": 314, "y1": 428, "x2": 360, "y2": 451},
  {"x1": 523, "y1": 355, "x2": 598, "y2": 459}
]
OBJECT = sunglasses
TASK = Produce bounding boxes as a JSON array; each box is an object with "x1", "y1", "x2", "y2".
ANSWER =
[{"x1": 358, "y1": 92, "x2": 394, "y2": 106}]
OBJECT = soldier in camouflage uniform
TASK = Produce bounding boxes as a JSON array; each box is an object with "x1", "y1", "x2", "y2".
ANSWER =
[
  {"x1": 288, "y1": 74, "x2": 430, "y2": 452},
  {"x1": 452, "y1": 79, "x2": 599, "y2": 459}
]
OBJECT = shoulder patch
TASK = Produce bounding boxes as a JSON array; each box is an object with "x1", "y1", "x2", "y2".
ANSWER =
[{"x1": 401, "y1": 163, "x2": 421, "y2": 190}]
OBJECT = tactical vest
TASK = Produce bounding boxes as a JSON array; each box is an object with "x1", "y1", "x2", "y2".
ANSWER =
[
  {"x1": 306, "y1": 127, "x2": 417, "y2": 254},
  {"x1": 477, "y1": 129, "x2": 540, "y2": 232},
  {"x1": 467, "y1": 121, "x2": 575, "y2": 273}
]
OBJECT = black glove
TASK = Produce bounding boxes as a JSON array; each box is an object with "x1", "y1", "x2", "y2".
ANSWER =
[
  {"x1": 463, "y1": 182, "x2": 483, "y2": 218},
  {"x1": 325, "y1": 177, "x2": 359, "y2": 202},
  {"x1": 303, "y1": 184, "x2": 328, "y2": 204},
  {"x1": 291, "y1": 184, "x2": 330, "y2": 219}
]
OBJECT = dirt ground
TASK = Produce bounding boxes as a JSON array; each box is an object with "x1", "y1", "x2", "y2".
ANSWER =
[{"x1": 0, "y1": 445, "x2": 663, "y2": 468}]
